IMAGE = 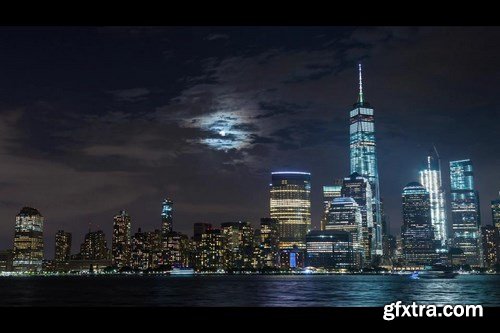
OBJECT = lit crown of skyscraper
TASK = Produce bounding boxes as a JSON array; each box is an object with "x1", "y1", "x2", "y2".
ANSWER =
[
  {"x1": 332, "y1": 197, "x2": 358, "y2": 206},
  {"x1": 424, "y1": 147, "x2": 440, "y2": 171},
  {"x1": 402, "y1": 182, "x2": 428, "y2": 194},
  {"x1": 17, "y1": 207, "x2": 42, "y2": 217}
]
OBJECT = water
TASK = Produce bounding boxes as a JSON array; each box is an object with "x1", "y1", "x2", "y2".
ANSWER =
[{"x1": 0, "y1": 274, "x2": 499, "y2": 306}]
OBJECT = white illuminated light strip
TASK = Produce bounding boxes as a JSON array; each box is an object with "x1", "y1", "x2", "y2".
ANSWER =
[
  {"x1": 419, "y1": 169, "x2": 447, "y2": 245},
  {"x1": 271, "y1": 171, "x2": 311, "y2": 175}
]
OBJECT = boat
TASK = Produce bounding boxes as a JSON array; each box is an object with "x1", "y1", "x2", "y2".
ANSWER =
[
  {"x1": 170, "y1": 267, "x2": 195, "y2": 275},
  {"x1": 417, "y1": 265, "x2": 458, "y2": 279}
]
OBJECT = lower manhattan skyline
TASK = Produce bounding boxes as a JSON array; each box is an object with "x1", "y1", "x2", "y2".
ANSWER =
[{"x1": 0, "y1": 26, "x2": 499, "y2": 259}]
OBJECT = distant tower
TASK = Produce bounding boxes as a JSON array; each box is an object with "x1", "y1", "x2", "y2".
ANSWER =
[
  {"x1": 492, "y1": 192, "x2": 500, "y2": 228},
  {"x1": 450, "y1": 159, "x2": 481, "y2": 266},
  {"x1": 161, "y1": 199, "x2": 173, "y2": 236},
  {"x1": 220, "y1": 221, "x2": 255, "y2": 271},
  {"x1": 401, "y1": 182, "x2": 436, "y2": 265},
  {"x1": 193, "y1": 223, "x2": 212, "y2": 243},
  {"x1": 325, "y1": 197, "x2": 363, "y2": 267},
  {"x1": 481, "y1": 225, "x2": 498, "y2": 270},
  {"x1": 12, "y1": 207, "x2": 44, "y2": 272},
  {"x1": 259, "y1": 218, "x2": 280, "y2": 268},
  {"x1": 80, "y1": 230, "x2": 109, "y2": 260},
  {"x1": 131, "y1": 228, "x2": 162, "y2": 270},
  {"x1": 321, "y1": 180, "x2": 343, "y2": 230},
  {"x1": 349, "y1": 64, "x2": 382, "y2": 258},
  {"x1": 112, "y1": 210, "x2": 132, "y2": 268},
  {"x1": 419, "y1": 147, "x2": 447, "y2": 247},
  {"x1": 341, "y1": 172, "x2": 374, "y2": 263},
  {"x1": 270, "y1": 171, "x2": 311, "y2": 250},
  {"x1": 199, "y1": 229, "x2": 225, "y2": 271},
  {"x1": 54, "y1": 230, "x2": 72, "y2": 269}
]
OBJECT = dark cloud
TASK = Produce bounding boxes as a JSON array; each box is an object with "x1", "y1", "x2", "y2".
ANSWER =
[
  {"x1": 230, "y1": 123, "x2": 259, "y2": 132},
  {"x1": 253, "y1": 101, "x2": 304, "y2": 119},
  {"x1": 206, "y1": 33, "x2": 229, "y2": 41},
  {"x1": 109, "y1": 88, "x2": 151, "y2": 102}
]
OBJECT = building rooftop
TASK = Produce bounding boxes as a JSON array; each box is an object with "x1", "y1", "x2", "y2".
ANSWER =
[{"x1": 18, "y1": 206, "x2": 42, "y2": 217}]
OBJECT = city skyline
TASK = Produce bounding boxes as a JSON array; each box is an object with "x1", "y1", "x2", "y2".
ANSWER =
[{"x1": 0, "y1": 27, "x2": 499, "y2": 256}]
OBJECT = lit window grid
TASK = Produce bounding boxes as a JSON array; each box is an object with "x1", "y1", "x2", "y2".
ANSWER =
[
  {"x1": 13, "y1": 214, "x2": 44, "y2": 272},
  {"x1": 349, "y1": 105, "x2": 383, "y2": 256},
  {"x1": 270, "y1": 182, "x2": 311, "y2": 250},
  {"x1": 15, "y1": 216, "x2": 44, "y2": 233},
  {"x1": 448, "y1": 161, "x2": 480, "y2": 265},
  {"x1": 326, "y1": 208, "x2": 363, "y2": 254},
  {"x1": 419, "y1": 169, "x2": 447, "y2": 245},
  {"x1": 450, "y1": 160, "x2": 474, "y2": 191}
]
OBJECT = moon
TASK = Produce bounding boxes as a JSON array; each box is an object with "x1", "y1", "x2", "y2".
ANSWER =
[{"x1": 219, "y1": 130, "x2": 226, "y2": 137}]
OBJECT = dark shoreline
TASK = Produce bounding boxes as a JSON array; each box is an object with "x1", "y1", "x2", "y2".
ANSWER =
[{"x1": 1, "y1": 272, "x2": 497, "y2": 277}]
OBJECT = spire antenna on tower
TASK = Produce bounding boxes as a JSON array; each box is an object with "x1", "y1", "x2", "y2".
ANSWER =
[{"x1": 358, "y1": 63, "x2": 364, "y2": 104}]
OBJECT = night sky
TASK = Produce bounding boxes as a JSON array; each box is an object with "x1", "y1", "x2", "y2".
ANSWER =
[{"x1": 0, "y1": 27, "x2": 498, "y2": 257}]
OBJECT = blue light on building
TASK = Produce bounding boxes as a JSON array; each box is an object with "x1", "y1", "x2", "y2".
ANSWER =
[
  {"x1": 419, "y1": 148, "x2": 447, "y2": 247},
  {"x1": 449, "y1": 159, "x2": 481, "y2": 267},
  {"x1": 349, "y1": 64, "x2": 382, "y2": 258},
  {"x1": 161, "y1": 198, "x2": 173, "y2": 236}
]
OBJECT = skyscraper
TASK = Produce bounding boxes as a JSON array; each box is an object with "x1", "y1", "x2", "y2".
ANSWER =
[
  {"x1": 259, "y1": 218, "x2": 280, "y2": 268},
  {"x1": 79, "y1": 230, "x2": 109, "y2": 260},
  {"x1": 450, "y1": 159, "x2": 481, "y2": 266},
  {"x1": 165, "y1": 231, "x2": 191, "y2": 268},
  {"x1": 54, "y1": 230, "x2": 72, "y2": 269},
  {"x1": 401, "y1": 182, "x2": 436, "y2": 266},
  {"x1": 321, "y1": 180, "x2": 343, "y2": 230},
  {"x1": 341, "y1": 172, "x2": 374, "y2": 263},
  {"x1": 305, "y1": 230, "x2": 354, "y2": 269},
  {"x1": 161, "y1": 199, "x2": 173, "y2": 237},
  {"x1": 199, "y1": 229, "x2": 225, "y2": 271},
  {"x1": 270, "y1": 171, "x2": 311, "y2": 250},
  {"x1": 131, "y1": 229, "x2": 148, "y2": 270},
  {"x1": 112, "y1": 210, "x2": 132, "y2": 268},
  {"x1": 419, "y1": 148, "x2": 447, "y2": 247},
  {"x1": 325, "y1": 197, "x2": 363, "y2": 267},
  {"x1": 131, "y1": 228, "x2": 162, "y2": 270},
  {"x1": 68, "y1": 229, "x2": 111, "y2": 272},
  {"x1": 492, "y1": 193, "x2": 500, "y2": 228},
  {"x1": 161, "y1": 199, "x2": 174, "y2": 263},
  {"x1": 221, "y1": 221, "x2": 255, "y2": 271},
  {"x1": 349, "y1": 64, "x2": 382, "y2": 257},
  {"x1": 481, "y1": 225, "x2": 498, "y2": 270},
  {"x1": 12, "y1": 207, "x2": 44, "y2": 272},
  {"x1": 193, "y1": 223, "x2": 212, "y2": 243}
]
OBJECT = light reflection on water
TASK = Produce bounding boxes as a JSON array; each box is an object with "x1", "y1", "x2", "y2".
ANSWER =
[{"x1": 0, "y1": 275, "x2": 499, "y2": 306}]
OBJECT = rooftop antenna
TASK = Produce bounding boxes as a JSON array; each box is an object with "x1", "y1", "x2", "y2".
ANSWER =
[{"x1": 358, "y1": 63, "x2": 364, "y2": 104}]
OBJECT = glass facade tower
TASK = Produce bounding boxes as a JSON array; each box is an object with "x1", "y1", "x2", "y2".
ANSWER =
[
  {"x1": 492, "y1": 193, "x2": 500, "y2": 228},
  {"x1": 450, "y1": 159, "x2": 481, "y2": 266},
  {"x1": 270, "y1": 171, "x2": 311, "y2": 250},
  {"x1": 54, "y1": 230, "x2": 72, "y2": 267},
  {"x1": 12, "y1": 207, "x2": 44, "y2": 272},
  {"x1": 349, "y1": 64, "x2": 382, "y2": 257},
  {"x1": 325, "y1": 197, "x2": 363, "y2": 267},
  {"x1": 419, "y1": 148, "x2": 447, "y2": 247},
  {"x1": 321, "y1": 180, "x2": 343, "y2": 230},
  {"x1": 112, "y1": 210, "x2": 132, "y2": 268},
  {"x1": 341, "y1": 172, "x2": 374, "y2": 263},
  {"x1": 80, "y1": 230, "x2": 109, "y2": 260},
  {"x1": 259, "y1": 218, "x2": 280, "y2": 268},
  {"x1": 401, "y1": 182, "x2": 436, "y2": 265},
  {"x1": 161, "y1": 199, "x2": 173, "y2": 236}
]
